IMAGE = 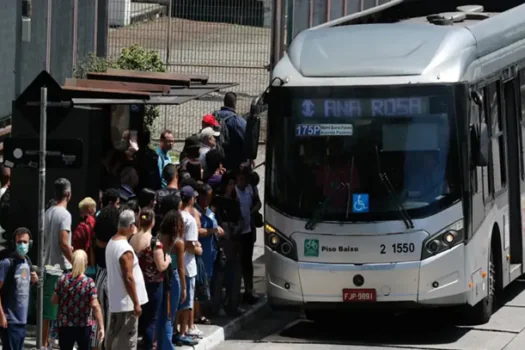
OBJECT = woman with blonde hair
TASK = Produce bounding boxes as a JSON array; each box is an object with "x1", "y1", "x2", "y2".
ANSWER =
[{"x1": 52, "y1": 250, "x2": 104, "y2": 350}]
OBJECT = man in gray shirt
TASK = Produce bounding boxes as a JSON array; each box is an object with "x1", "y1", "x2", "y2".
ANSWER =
[{"x1": 42, "y1": 178, "x2": 72, "y2": 349}]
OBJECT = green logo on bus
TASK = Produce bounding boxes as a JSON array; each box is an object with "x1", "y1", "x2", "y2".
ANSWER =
[{"x1": 304, "y1": 239, "x2": 319, "y2": 257}]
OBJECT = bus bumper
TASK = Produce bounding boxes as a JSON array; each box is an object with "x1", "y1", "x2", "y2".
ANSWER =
[{"x1": 266, "y1": 244, "x2": 467, "y2": 308}]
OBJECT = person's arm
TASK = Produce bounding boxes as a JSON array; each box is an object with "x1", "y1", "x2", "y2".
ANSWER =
[
  {"x1": 59, "y1": 212, "x2": 73, "y2": 263},
  {"x1": 250, "y1": 186, "x2": 262, "y2": 215},
  {"x1": 72, "y1": 223, "x2": 86, "y2": 252},
  {"x1": 196, "y1": 211, "x2": 217, "y2": 237},
  {"x1": 174, "y1": 240, "x2": 186, "y2": 293},
  {"x1": 119, "y1": 251, "x2": 139, "y2": 306},
  {"x1": 184, "y1": 217, "x2": 202, "y2": 255},
  {"x1": 89, "y1": 281, "x2": 104, "y2": 338},
  {"x1": 59, "y1": 230, "x2": 73, "y2": 264},
  {"x1": 0, "y1": 260, "x2": 9, "y2": 327},
  {"x1": 153, "y1": 242, "x2": 171, "y2": 272},
  {"x1": 51, "y1": 275, "x2": 63, "y2": 305}
]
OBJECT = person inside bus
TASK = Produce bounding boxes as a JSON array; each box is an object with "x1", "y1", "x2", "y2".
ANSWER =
[
  {"x1": 402, "y1": 151, "x2": 448, "y2": 203},
  {"x1": 313, "y1": 138, "x2": 360, "y2": 210}
]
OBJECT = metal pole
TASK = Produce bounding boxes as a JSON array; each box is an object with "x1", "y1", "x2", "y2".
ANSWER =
[
  {"x1": 36, "y1": 87, "x2": 47, "y2": 349},
  {"x1": 270, "y1": 0, "x2": 283, "y2": 72}
]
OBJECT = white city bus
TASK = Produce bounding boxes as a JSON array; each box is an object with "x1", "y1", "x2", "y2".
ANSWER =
[{"x1": 263, "y1": 3, "x2": 525, "y2": 323}]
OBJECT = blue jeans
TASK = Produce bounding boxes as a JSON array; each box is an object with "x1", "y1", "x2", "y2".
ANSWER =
[
  {"x1": 0, "y1": 324, "x2": 26, "y2": 350},
  {"x1": 157, "y1": 271, "x2": 180, "y2": 350},
  {"x1": 140, "y1": 282, "x2": 163, "y2": 350}
]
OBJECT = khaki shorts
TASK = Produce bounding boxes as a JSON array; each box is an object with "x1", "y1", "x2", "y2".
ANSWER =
[{"x1": 105, "y1": 311, "x2": 138, "y2": 350}]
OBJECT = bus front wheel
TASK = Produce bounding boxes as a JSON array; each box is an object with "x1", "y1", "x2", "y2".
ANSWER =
[{"x1": 470, "y1": 246, "x2": 496, "y2": 324}]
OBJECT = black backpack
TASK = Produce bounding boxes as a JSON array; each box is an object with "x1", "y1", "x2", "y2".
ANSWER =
[
  {"x1": 244, "y1": 113, "x2": 260, "y2": 160},
  {"x1": 0, "y1": 251, "x2": 33, "y2": 301},
  {"x1": 213, "y1": 111, "x2": 232, "y2": 150}
]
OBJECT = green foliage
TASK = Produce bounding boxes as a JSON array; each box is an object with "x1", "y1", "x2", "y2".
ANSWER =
[
  {"x1": 116, "y1": 45, "x2": 166, "y2": 73},
  {"x1": 74, "y1": 45, "x2": 166, "y2": 132},
  {"x1": 73, "y1": 53, "x2": 115, "y2": 79}
]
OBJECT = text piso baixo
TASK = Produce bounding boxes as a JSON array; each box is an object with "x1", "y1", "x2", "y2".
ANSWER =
[{"x1": 322, "y1": 245, "x2": 359, "y2": 252}]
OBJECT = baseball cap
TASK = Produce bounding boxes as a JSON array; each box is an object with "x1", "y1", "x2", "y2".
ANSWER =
[
  {"x1": 200, "y1": 127, "x2": 220, "y2": 139},
  {"x1": 181, "y1": 185, "x2": 198, "y2": 199},
  {"x1": 202, "y1": 114, "x2": 219, "y2": 127}
]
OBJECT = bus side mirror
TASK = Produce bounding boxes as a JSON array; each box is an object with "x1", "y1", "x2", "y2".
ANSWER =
[
  {"x1": 244, "y1": 93, "x2": 267, "y2": 160},
  {"x1": 471, "y1": 122, "x2": 489, "y2": 167}
]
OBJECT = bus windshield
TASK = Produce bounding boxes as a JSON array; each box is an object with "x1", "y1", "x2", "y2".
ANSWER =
[{"x1": 265, "y1": 84, "x2": 462, "y2": 222}]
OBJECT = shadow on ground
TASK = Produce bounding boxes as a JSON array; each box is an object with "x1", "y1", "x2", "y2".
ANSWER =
[{"x1": 229, "y1": 277, "x2": 525, "y2": 348}]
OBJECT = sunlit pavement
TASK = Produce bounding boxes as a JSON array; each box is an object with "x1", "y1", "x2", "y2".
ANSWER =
[{"x1": 214, "y1": 275, "x2": 525, "y2": 350}]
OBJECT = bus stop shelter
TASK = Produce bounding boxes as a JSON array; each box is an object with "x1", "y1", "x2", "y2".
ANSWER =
[{"x1": 5, "y1": 69, "x2": 236, "y2": 247}]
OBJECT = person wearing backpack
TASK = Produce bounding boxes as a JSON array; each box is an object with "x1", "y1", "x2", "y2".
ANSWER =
[
  {"x1": 213, "y1": 92, "x2": 248, "y2": 170},
  {"x1": 0, "y1": 227, "x2": 38, "y2": 350}
]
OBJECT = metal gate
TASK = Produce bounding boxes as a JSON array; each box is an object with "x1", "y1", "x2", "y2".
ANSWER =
[{"x1": 107, "y1": 0, "x2": 272, "y2": 140}]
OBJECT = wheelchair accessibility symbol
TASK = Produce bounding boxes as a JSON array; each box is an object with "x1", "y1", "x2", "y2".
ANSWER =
[{"x1": 352, "y1": 194, "x2": 369, "y2": 213}]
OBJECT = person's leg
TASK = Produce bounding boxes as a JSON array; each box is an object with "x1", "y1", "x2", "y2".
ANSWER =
[
  {"x1": 91, "y1": 267, "x2": 108, "y2": 350},
  {"x1": 179, "y1": 276, "x2": 192, "y2": 335},
  {"x1": 104, "y1": 313, "x2": 119, "y2": 350},
  {"x1": 156, "y1": 284, "x2": 173, "y2": 350},
  {"x1": 177, "y1": 277, "x2": 198, "y2": 345},
  {"x1": 5, "y1": 324, "x2": 26, "y2": 350},
  {"x1": 43, "y1": 273, "x2": 59, "y2": 348},
  {"x1": 58, "y1": 327, "x2": 76, "y2": 350},
  {"x1": 77, "y1": 326, "x2": 93, "y2": 350},
  {"x1": 239, "y1": 233, "x2": 254, "y2": 294},
  {"x1": 110, "y1": 312, "x2": 138, "y2": 350},
  {"x1": 141, "y1": 282, "x2": 163, "y2": 350},
  {"x1": 225, "y1": 239, "x2": 243, "y2": 315}
]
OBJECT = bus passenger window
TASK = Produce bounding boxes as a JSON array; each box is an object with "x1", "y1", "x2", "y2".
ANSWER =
[
  {"x1": 520, "y1": 69, "x2": 525, "y2": 179},
  {"x1": 487, "y1": 82, "x2": 506, "y2": 193}
]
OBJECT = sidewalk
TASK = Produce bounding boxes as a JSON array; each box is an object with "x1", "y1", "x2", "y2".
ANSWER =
[{"x1": 5, "y1": 253, "x2": 269, "y2": 350}]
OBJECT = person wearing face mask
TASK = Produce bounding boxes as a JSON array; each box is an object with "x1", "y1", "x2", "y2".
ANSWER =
[{"x1": 0, "y1": 227, "x2": 38, "y2": 350}]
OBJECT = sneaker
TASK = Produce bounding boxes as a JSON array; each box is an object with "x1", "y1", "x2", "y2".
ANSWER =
[
  {"x1": 187, "y1": 325, "x2": 204, "y2": 338},
  {"x1": 179, "y1": 334, "x2": 199, "y2": 346}
]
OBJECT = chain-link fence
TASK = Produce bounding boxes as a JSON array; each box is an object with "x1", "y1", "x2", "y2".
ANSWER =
[{"x1": 106, "y1": 0, "x2": 272, "y2": 140}]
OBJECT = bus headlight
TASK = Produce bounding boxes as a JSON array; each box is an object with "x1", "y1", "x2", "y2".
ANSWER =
[
  {"x1": 421, "y1": 220, "x2": 464, "y2": 260},
  {"x1": 264, "y1": 223, "x2": 298, "y2": 261}
]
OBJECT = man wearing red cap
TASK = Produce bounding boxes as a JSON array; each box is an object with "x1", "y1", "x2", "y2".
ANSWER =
[
  {"x1": 201, "y1": 114, "x2": 219, "y2": 129},
  {"x1": 201, "y1": 114, "x2": 224, "y2": 158}
]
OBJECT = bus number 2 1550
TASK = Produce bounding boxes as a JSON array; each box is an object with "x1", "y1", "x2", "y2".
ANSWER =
[{"x1": 380, "y1": 243, "x2": 416, "y2": 254}]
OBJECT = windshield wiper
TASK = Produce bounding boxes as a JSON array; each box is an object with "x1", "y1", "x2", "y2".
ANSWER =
[
  {"x1": 374, "y1": 146, "x2": 414, "y2": 230},
  {"x1": 305, "y1": 182, "x2": 348, "y2": 231}
]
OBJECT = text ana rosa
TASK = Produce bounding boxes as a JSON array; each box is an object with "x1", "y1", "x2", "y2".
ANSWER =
[{"x1": 321, "y1": 245, "x2": 359, "y2": 252}]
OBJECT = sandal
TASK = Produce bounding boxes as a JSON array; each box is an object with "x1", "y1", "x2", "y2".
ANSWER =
[{"x1": 196, "y1": 316, "x2": 212, "y2": 325}]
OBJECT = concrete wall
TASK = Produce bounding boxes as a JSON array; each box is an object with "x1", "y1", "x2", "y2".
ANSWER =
[
  {"x1": 0, "y1": 0, "x2": 17, "y2": 121},
  {"x1": 0, "y1": 0, "x2": 106, "y2": 120}
]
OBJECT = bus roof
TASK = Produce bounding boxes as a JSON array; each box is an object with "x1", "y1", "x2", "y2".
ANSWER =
[{"x1": 282, "y1": 3, "x2": 525, "y2": 81}]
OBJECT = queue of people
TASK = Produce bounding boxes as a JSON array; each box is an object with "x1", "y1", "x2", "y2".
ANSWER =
[{"x1": 0, "y1": 92, "x2": 262, "y2": 350}]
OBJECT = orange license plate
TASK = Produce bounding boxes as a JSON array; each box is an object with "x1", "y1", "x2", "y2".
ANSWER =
[{"x1": 343, "y1": 288, "x2": 376, "y2": 302}]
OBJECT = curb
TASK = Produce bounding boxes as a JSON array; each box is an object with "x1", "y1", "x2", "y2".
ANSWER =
[{"x1": 192, "y1": 296, "x2": 270, "y2": 350}]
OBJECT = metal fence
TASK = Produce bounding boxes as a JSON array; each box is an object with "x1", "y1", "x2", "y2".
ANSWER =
[{"x1": 106, "y1": 0, "x2": 272, "y2": 140}]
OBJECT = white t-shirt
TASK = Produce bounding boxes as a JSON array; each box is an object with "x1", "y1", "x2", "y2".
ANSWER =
[
  {"x1": 105, "y1": 238, "x2": 148, "y2": 313},
  {"x1": 236, "y1": 185, "x2": 255, "y2": 234},
  {"x1": 181, "y1": 210, "x2": 198, "y2": 278}
]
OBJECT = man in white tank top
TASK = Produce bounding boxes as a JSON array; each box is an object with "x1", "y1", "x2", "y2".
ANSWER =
[{"x1": 105, "y1": 210, "x2": 148, "y2": 350}]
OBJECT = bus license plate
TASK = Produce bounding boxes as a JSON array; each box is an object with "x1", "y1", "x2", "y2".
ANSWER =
[{"x1": 343, "y1": 289, "x2": 376, "y2": 302}]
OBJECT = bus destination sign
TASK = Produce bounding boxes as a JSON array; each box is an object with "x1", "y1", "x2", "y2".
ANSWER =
[
  {"x1": 295, "y1": 124, "x2": 353, "y2": 137},
  {"x1": 297, "y1": 97, "x2": 431, "y2": 118}
]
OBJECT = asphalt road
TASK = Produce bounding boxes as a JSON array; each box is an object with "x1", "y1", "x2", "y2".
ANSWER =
[{"x1": 215, "y1": 277, "x2": 525, "y2": 350}]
